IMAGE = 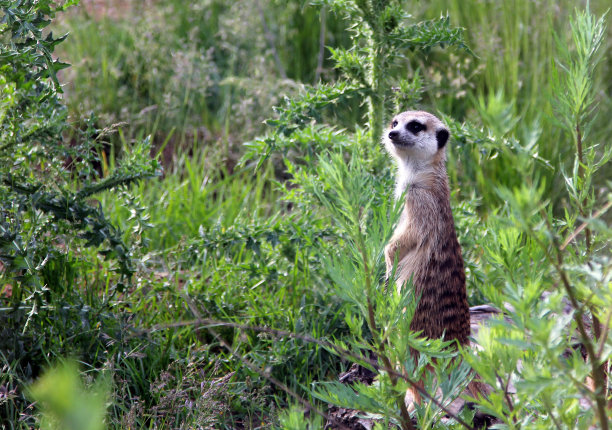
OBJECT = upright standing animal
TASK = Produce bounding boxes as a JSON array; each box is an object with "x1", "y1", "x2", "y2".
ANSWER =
[{"x1": 383, "y1": 110, "x2": 471, "y2": 405}]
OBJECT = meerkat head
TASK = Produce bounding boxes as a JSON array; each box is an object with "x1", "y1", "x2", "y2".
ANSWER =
[{"x1": 383, "y1": 111, "x2": 450, "y2": 163}]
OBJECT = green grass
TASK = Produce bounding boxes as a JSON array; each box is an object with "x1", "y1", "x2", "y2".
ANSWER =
[
  {"x1": 104, "y1": 151, "x2": 280, "y2": 250},
  {"x1": 80, "y1": 146, "x2": 349, "y2": 427}
]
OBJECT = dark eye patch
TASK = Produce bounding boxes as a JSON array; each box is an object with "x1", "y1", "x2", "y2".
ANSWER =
[
  {"x1": 391, "y1": 120, "x2": 398, "y2": 128},
  {"x1": 436, "y1": 129, "x2": 449, "y2": 149},
  {"x1": 406, "y1": 120, "x2": 426, "y2": 134}
]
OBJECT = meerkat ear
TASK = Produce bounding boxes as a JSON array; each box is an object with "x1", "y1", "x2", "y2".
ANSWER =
[{"x1": 436, "y1": 129, "x2": 449, "y2": 149}]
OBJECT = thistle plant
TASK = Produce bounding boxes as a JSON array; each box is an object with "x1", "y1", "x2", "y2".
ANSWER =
[
  {"x1": 0, "y1": 0, "x2": 158, "y2": 424},
  {"x1": 243, "y1": 0, "x2": 470, "y2": 168}
]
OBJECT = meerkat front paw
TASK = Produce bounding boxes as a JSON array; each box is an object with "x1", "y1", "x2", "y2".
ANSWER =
[{"x1": 384, "y1": 243, "x2": 397, "y2": 275}]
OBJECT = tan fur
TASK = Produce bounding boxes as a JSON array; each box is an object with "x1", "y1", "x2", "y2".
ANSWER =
[{"x1": 383, "y1": 111, "x2": 472, "y2": 407}]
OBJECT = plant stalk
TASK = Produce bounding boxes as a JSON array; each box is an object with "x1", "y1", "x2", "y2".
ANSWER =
[{"x1": 575, "y1": 121, "x2": 607, "y2": 400}]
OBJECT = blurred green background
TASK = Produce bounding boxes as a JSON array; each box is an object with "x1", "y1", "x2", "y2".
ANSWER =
[{"x1": 56, "y1": 0, "x2": 612, "y2": 169}]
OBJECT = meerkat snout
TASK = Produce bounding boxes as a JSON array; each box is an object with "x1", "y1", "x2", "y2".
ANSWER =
[{"x1": 388, "y1": 130, "x2": 400, "y2": 140}]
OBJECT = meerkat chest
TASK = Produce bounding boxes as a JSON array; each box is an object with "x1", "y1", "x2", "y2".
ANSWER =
[
  {"x1": 394, "y1": 160, "x2": 437, "y2": 200},
  {"x1": 395, "y1": 175, "x2": 411, "y2": 200},
  {"x1": 395, "y1": 165, "x2": 417, "y2": 199}
]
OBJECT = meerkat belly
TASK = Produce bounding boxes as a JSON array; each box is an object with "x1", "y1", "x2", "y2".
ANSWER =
[{"x1": 399, "y1": 244, "x2": 470, "y2": 344}]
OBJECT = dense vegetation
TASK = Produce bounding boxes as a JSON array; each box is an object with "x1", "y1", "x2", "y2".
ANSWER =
[{"x1": 1, "y1": 0, "x2": 611, "y2": 428}]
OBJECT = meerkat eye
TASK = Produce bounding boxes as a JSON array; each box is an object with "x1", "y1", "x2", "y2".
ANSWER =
[
  {"x1": 391, "y1": 120, "x2": 398, "y2": 128},
  {"x1": 406, "y1": 120, "x2": 425, "y2": 134}
]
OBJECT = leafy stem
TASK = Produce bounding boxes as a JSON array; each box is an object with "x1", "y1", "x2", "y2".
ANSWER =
[{"x1": 534, "y1": 211, "x2": 609, "y2": 430}]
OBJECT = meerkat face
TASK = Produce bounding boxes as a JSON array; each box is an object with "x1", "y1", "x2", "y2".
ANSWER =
[{"x1": 383, "y1": 111, "x2": 450, "y2": 162}]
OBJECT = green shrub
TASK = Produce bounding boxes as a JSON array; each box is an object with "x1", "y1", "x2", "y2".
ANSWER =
[
  {"x1": 0, "y1": 0, "x2": 158, "y2": 425},
  {"x1": 423, "y1": 0, "x2": 612, "y2": 209}
]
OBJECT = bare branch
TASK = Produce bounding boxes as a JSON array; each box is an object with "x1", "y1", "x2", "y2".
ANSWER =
[{"x1": 560, "y1": 199, "x2": 612, "y2": 250}]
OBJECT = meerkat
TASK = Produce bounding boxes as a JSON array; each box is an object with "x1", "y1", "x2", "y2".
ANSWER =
[{"x1": 383, "y1": 110, "x2": 471, "y2": 406}]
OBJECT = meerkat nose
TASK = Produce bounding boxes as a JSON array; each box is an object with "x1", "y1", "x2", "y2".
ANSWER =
[{"x1": 388, "y1": 130, "x2": 399, "y2": 140}]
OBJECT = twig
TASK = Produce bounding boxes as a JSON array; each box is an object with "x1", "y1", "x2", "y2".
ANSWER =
[
  {"x1": 180, "y1": 295, "x2": 350, "y2": 430},
  {"x1": 560, "y1": 199, "x2": 612, "y2": 250}
]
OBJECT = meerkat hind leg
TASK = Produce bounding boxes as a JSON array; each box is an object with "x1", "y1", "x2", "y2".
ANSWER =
[
  {"x1": 405, "y1": 383, "x2": 423, "y2": 413},
  {"x1": 404, "y1": 362, "x2": 436, "y2": 413}
]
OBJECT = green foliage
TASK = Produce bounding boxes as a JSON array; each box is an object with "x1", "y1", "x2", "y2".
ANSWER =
[
  {"x1": 55, "y1": 0, "x2": 352, "y2": 150},
  {"x1": 278, "y1": 404, "x2": 324, "y2": 429},
  {"x1": 463, "y1": 8, "x2": 612, "y2": 429},
  {"x1": 57, "y1": 2, "x2": 223, "y2": 146},
  {"x1": 446, "y1": 116, "x2": 551, "y2": 206},
  {"x1": 2, "y1": 0, "x2": 611, "y2": 428},
  {"x1": 0, "y1": 0, "x2": 160, "y2": 280},
  {"x1": 29, "y1": 361, "x2": 109, "y2": 430},
  {"x1": 422, "y1": 0, "x2": 612, "y2": 209},
  {"x1": 246, "y1": 0, "x2": 470, "y2": 167}
]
